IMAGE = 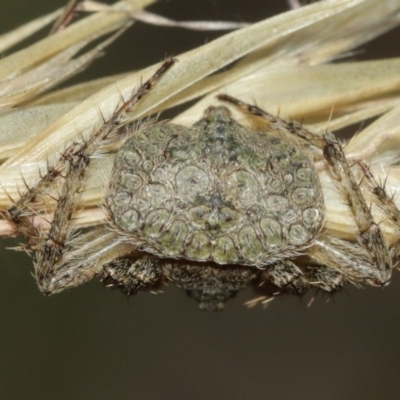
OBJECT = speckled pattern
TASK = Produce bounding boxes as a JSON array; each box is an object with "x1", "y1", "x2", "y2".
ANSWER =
[{"x1": 107, "y1": 106, "x2": 324, "y2": 266}]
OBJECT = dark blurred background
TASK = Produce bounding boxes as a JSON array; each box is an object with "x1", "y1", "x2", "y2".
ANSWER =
[{"x1": 1, "y1": 1, "x2": 400, "y2": 399}]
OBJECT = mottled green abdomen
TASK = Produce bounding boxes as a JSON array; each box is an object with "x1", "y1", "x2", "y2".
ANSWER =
[{"x1": 106, "y1": 106, "x2": 324, "y2": 267}]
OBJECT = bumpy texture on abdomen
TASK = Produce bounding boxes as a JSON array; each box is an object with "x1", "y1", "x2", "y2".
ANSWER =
[{"x1": 106, "y1": 110, "x2": 324, "y2": 267}]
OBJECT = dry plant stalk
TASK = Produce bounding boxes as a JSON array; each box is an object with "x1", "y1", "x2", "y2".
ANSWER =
[{"x1": 0, "y1": 0, "x2": 400, "y2": 251}]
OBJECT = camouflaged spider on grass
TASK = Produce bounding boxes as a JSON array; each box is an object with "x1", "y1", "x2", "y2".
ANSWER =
[{"x1": 5, "y1": 58, "x2": 398, "y2": 310}]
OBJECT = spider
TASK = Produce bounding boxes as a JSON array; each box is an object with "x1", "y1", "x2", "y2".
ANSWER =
[{"x1": 4, "y1": 57, "x2": 399, "y2": 310}]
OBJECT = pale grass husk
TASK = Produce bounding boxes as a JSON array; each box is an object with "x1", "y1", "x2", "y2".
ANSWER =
[{"x1": 0, "y1": 0, "x2": 400, "y2": 241}]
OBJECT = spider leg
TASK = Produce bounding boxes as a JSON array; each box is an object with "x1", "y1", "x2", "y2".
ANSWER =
[
  {"x1": 219, "y1": 94, "x2": 392, "y2": 286},
  {"x1": 7, "y1": 58, "x2": 176, "y2": 294},
  {"x1": 356, "y1": 160, "x2": 400, "y2": 259},
  {"x1": 261, "y1": 258, "x2": 345, "y2": 294},
  {"x1": 102, "y1": 254, "x2": 163, "y2": 296},
  {"x1": 308, "y1": 236, "x2": 386, "y2": 287},
  {"x1": 217, "y1": 94, "x2": 320, "y2": 146},
  {"x1": 37, "y1": 228, "x2": 134, "y2": 294},
  {"x1": 37, "y1": 226, "x2": 162, "y2": 295},
  {"x1": 303, "y1": 263, "x2": 345, "y2": 293},
  {"x1": 322, "y1": 134, "x2": 391, "y2": 284},
  {"x1": 260, "y1": 235, "x2": 388, "y2": 293},
  {"x1": 262, "y1": 260, "x2": 306, "y2": 293},
  {"x1": 6, "y1": 161, "x2": 66, "y2": 244}
]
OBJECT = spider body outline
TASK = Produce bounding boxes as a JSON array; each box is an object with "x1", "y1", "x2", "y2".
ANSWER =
[
  {"x1": 106, "y1": 104, "x2": 325, "y2": 267},
  {"x1": 5, "y1": 58, "x2": 397, "y2": 309}
]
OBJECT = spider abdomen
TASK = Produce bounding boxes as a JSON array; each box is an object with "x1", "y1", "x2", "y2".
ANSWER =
[{"x1": 106, "y1": 106, "x2": 324, "y2": 266}]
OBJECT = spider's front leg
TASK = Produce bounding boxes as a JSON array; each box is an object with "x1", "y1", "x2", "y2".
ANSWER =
[{"x1": 6, "y1": 58, "x2": 176, "y2": 294}]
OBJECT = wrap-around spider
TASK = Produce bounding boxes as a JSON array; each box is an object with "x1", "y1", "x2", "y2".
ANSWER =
[{"x1": 5, "y1": 58, "x2": 398, "y2": 309}]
